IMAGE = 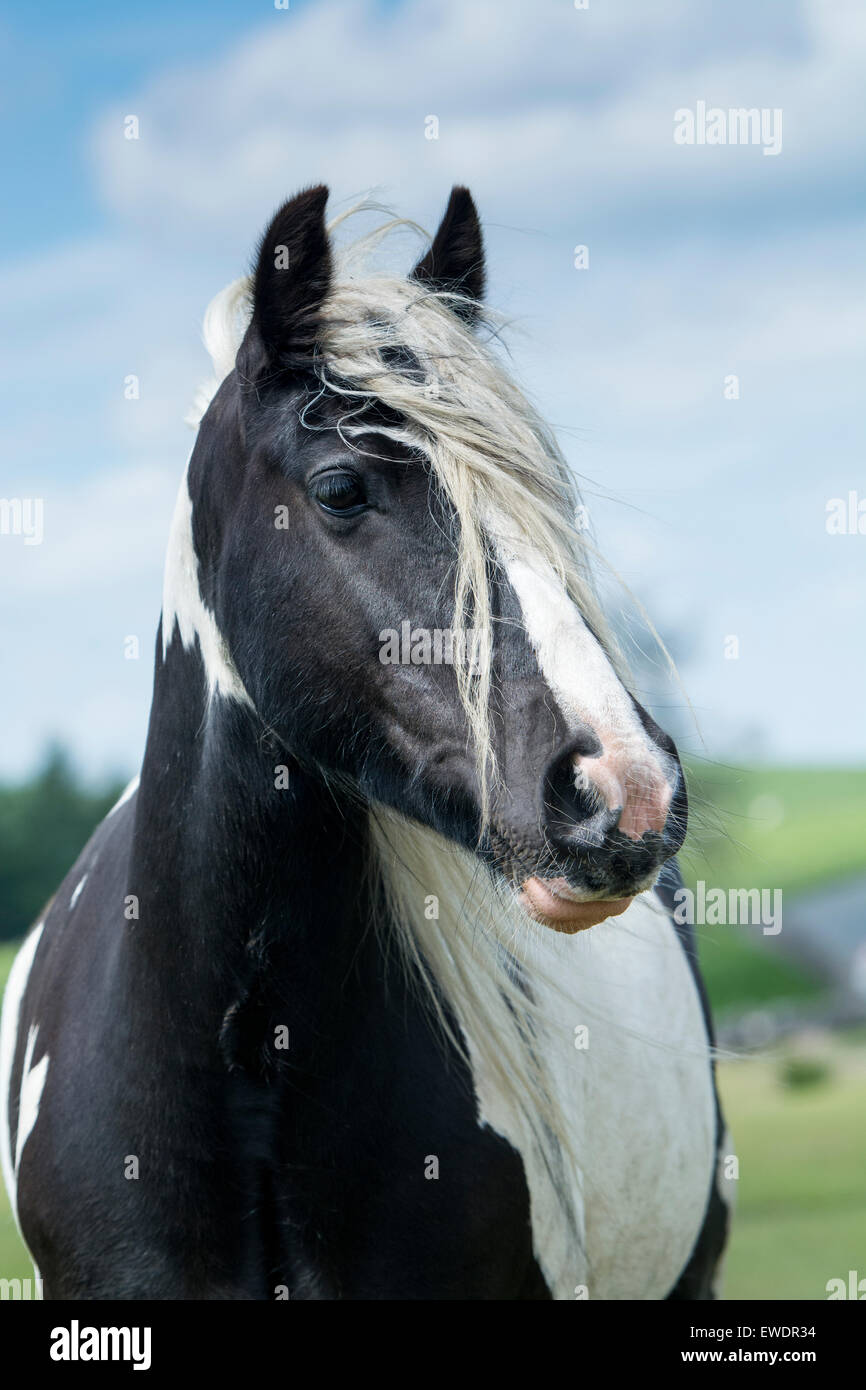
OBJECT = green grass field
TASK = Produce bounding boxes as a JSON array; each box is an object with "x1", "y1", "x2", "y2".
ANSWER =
[
  {"x1": 718, "y1": 1033, "x2": 866, "y2": 1300},
  {"x1": 683, "y1": 764, "x2": 866, "y2": 1014},
  {"x1": 1, "y1": 765, "x2": 865, "y2": 1298}
]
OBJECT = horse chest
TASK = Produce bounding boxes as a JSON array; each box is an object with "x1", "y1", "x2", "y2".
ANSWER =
[
  {"x1": 462, "y1": 895, "x2": 717, "y2": 1300},
  {"x1": 253, "y1": 984, "x2": 545, "y2": 1298},
  {"x1": 253, "y1": 896, "x2": 714, "y2": 1300}
]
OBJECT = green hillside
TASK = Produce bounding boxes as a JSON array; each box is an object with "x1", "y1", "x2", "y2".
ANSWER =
[{"x1": 682, "y1": 764, "x2": 866, "y2": 1014}]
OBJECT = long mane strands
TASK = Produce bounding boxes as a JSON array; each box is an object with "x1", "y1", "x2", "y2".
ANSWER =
[
  {"x1": 188, "y1": 205, "x2": 622, "y2": 817},
  {"x1": 367, "y1": 804, "x2": 586, "y2": 1269},
  {"x1": 316, "y1": 213, "x2": 622, "y2": 817},
  {"x1": 186, "y1": 207, "x2": 703, "y2": 1289}
]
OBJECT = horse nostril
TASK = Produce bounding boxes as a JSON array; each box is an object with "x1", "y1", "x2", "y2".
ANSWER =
[
  {"x1": 543, "y1": 747, "x2": 609, "y2": 839},
  {"x1": 541, "y1": 737, "x2": 682, "y2": 866}
]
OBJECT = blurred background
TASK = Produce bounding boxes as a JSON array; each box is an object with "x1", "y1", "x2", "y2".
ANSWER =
[{"x1": 1, "y1": 0, "x2": 864, "y2": 1299}]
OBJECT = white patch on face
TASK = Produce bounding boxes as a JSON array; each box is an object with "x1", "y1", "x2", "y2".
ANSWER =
[
  {"x1": 69, "y1": 874, "x2": 87, "y2": 910},
  {"x1": 501, "y1": 550, "x2": 649, "y2": 756},
  {"x1": 162, "y1": 465, "x2": 253, "y2": 707},
  {"x1": 107, "y1": 773, "x2": 140, "y2": 817},
  {"x1": 489, "y1": 525, "x2": 673, "y2": 832},
  {"x1": 0, "y1": 922, "x2": 45, "y2": 1229}
]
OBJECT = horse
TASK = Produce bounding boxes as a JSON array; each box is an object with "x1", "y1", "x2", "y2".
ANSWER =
[{"x1": 0, "y1": 185, "x2": 732, "y2": 1300}]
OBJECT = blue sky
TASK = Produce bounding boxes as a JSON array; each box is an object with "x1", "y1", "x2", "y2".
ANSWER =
[{"x1": 1, "y1": 0, "x2": 864, "y2": 781}]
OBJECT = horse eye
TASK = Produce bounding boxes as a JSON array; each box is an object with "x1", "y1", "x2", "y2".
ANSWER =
[{"x1": 311, "y1": 470, "x2": 367, "y2": 516}]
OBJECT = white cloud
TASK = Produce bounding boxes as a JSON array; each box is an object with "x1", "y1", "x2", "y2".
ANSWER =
[
  {"x1": 89, "y1": 0, "x2": 866, "y2": 241},
  {"x1": 3, "y1": 0, "x2": 865, "y2": 775},
  {"x1": 0, "y1": 463, "x2": 176, "y2": 779}
]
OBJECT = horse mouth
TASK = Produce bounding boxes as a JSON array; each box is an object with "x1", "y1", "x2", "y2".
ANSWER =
[{"x1": 519, "y1": 876, "x2": 634, "y2": 934}]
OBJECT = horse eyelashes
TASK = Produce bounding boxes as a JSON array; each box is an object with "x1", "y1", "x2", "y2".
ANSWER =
[{"x1": 313, "y1": 471, "x2": 367, "y2": 512}]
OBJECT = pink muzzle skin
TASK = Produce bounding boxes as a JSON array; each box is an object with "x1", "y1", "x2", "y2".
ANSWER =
[
  {"x1": 578, "y1": 747, "x2": 674, "y2": 841},
  {"x1": 520, "y1": 877, "x2": 633, "y2": 935},
  {"x1": 520, "y1": 749, "x2": 674, "y2": 933}
]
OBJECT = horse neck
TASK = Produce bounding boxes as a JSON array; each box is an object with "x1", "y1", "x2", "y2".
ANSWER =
[{"x1": 127, "y1": 627, "x2": 373, "y2": 1053}]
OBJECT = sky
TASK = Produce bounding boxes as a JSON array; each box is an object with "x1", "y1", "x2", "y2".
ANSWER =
[{"x1": 1, "y1": 0, "x2": 864, "y2": 782}]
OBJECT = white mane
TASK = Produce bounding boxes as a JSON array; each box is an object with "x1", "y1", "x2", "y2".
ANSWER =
[
  {"x1": 187, "y1": 209, "x2": 623, "y2": 807},
  {"x1": 177, "y1": 208, "x2": 716, "y2": 1297}
]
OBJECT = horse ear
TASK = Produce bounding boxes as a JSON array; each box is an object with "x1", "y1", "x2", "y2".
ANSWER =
[
  {"x1": 410, "y1": 186, "x2": 485, "y2": 323},
  {"x1": 242, "y1": 185, "x2": 331, "y2": 373}
]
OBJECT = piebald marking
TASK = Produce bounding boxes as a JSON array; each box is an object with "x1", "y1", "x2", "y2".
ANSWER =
[{"x1": 0, "y1": 922, "x2": 46, "y2": 1229}]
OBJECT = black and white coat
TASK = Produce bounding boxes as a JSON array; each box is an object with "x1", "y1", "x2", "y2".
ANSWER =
[{"x1": 1, "y1": 186, "x2": 732, "y2": 1300}]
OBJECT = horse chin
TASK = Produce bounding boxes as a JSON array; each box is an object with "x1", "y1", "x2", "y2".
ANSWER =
[{"x1": 519, "y1": 876, "x2": 634, "y2": 935}]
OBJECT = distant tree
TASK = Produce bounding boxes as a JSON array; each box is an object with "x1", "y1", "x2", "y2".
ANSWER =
[{"x1": 0, "y1": 747, "x2": 125, "y2": 942}]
